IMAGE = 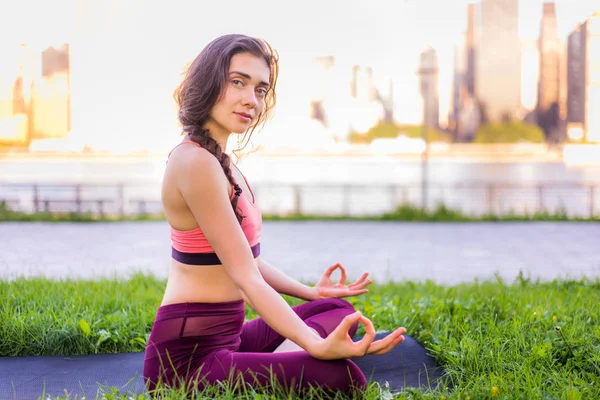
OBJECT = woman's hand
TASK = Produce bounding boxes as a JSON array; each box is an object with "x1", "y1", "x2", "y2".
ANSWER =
[
  {"x1": 314, "y1": 263, "x2": 372, "y2": 300},
  {"x1": 308, "y1": 311, "x2": 406, "y2": 360}
]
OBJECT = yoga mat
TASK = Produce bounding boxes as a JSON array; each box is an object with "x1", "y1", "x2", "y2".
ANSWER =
[{"x1": 0, "y1": 333, "x2": 446, "y2": 399}]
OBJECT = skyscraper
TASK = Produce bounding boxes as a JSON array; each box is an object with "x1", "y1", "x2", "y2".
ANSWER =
[
  {"x1": 351, "y1": 66, "x2": 377, "y2": 103},
  {"x1": 34, "y1": 44, "x2": 71, "y2": 140},
  {"x1": 419, "y1": 46, "x2": 439, "y2": 130},
  {"x1": 537, "y1": 3, "x2": 560, "y2": 112},
  {"x1": 475, "y1": 0, "x2": 521, "y2": 122},
  {"x1": 466, "y1": 3, "x2": 476, "y2": 98},
  {"x1": 450, "y1": 4, "x2": 480, "y2": 142},
  {"x1": 536, "y1": 2, "x2": 561, "y2": 141},
  {"x1": 567, "y1": 13, "x2": 600, "y2": 143}
]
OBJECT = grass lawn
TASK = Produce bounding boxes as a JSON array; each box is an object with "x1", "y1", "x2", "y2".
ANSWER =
[
  {"x1": 1, "y1": 274, "x2": 599, "y2": 399},
  {"x1": 2, "y1": 202, "x2": 599, "y2": 223}
]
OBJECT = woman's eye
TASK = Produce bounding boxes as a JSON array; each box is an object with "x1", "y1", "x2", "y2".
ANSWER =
[
  {"x1": 232, "y1": 79, "x2": 243, "y2": 86},
  {"x1": 256, "y1": 88, "x2": 268, "y2": 97}
]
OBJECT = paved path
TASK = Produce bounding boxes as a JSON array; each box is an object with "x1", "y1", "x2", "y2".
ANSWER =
[{"x1": 1, "y1": 221, "x2": 599, "y2": 285}]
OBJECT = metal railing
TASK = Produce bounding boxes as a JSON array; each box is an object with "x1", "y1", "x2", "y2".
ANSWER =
[{"x1": 0, "y1": 181, "x2": 598, "y2": 218}]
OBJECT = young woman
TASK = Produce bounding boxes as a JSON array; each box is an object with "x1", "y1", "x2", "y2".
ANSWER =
[{"x1": 143, "y1": 34, "x2": 407, "y2": 396}]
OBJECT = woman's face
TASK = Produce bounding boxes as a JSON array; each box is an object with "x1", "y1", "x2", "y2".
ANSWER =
[{"x1": 205, "y1": 52, "x2": 271, "y2": 136}]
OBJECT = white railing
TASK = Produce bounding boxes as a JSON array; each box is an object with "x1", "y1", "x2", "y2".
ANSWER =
[{"x1": 0, "y1": 181, "x2": 598, "y2": 218}]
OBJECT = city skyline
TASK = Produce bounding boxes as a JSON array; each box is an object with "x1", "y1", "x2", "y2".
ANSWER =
[{"x1": 0, "y1": 0, "x2": 598, "y2": 152}]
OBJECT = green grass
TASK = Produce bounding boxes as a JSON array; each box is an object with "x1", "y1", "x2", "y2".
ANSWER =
[
  {"x1": 2, "y1": 201, "x2": 598, "y2": 223},
  {"x1": 2, "y1": 274, "x2": 600, "y2": 399}
]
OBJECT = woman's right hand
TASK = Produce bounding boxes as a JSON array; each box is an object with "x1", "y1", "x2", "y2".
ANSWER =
[{"x1": 307, "y1": 311, "x2": 407, "y2": 360}]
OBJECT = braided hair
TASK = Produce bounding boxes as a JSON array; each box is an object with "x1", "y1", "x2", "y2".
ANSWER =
[
  {"x1": 173, "y1": 34, "x2": 279, "y2": 224},
  {"x1": 183, "y1": 125, "x2": 245, "y2": 223}
]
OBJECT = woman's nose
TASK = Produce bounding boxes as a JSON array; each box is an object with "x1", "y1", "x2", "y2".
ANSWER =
[{"x1": 242, "y1": 88, "x2": 257, "y2": 108}]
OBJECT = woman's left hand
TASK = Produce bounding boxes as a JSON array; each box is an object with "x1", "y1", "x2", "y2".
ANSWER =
[{"x1": 313, "y1": 263, "x2": 372, "y2": 300}]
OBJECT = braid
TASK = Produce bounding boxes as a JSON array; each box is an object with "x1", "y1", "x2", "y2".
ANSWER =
[{"x1": 184, "y1": 126, "x2": 245, "y2": 224}]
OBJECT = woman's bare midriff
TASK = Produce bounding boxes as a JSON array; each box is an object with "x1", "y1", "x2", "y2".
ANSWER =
[{"x1": 160, "y1": 258, "x2": 255, "y2": 306}]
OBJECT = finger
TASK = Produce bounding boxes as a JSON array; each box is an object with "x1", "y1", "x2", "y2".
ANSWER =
[
  {"x1": 369, "y1": 334, "x2": 406, "y2": 355},
  {"x1": 338, "y1": 264, "x2": 347, "y2": 286},
  {"x1": 354, "y1": 316, "x2": 376, "y2": 355},
  {"x1": 336, "y1": 311, "x2": 363, "y2": 335},
  {"x1": 367, "y1": 327, "x2": 405, "y2": 352},
  {"x1": 350, "y1": 272, "x2": 369, "y2": 286},
  {"x1": 323, "y1": 263, "x2": 339, "y2": 278},
  {"x1": 347, "y1": 289, "x2": 369, "y2": 297},
  {"x1": 366, "y1": 328, "x2": 406, "y2": 355},
  {"x1": 348, "y1": 280, "x2": 371, "y2": 290},
  {"x1": 376, "y1": 333, "x2": 406, "y2": 354}
]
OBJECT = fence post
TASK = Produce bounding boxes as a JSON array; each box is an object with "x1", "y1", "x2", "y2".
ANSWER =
[
  {"x1": 118, "y1": 184, "x2": 125, "y2": 218},
  {"x1": 538, "y1": 184, "x2": 545, "y2": 213},
  {"x1": 138, "y1": 201, "x2": 146, "y2": 215},
  {"x1": 75, "y1": 184, "x2": 82, "y2": 213},
  {"x1": 97, "y1": 200, "x2": 104, "y2": 218},
  {"x1": 343, "y1": 184, "x2": 351, "y2": 216},
  {"x1": 292, "y1": 184, "x2": 302, "y2": 215},
  {"x1": 487, "y1": 184, "x2": 495, "y2": 215},
  {"x1": 33, "y1": 184, "x2": 39, "y2": 213},
  {"x1": 590, "y1": 186, "x2": 596, "y2": 218}
]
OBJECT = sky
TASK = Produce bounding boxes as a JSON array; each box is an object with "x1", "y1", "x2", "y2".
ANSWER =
[{"x1": 0, "y1": 0, "x2": 597, "y2": 151}]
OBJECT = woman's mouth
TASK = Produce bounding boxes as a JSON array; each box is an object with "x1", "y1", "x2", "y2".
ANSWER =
[{"x1": 234, "y1": 113, "x2": 251, "y2": 122}]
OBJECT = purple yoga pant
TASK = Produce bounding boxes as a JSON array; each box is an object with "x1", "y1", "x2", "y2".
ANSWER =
[{"x1": 143, "y1": 298, "x2": 367, "y2": 395}]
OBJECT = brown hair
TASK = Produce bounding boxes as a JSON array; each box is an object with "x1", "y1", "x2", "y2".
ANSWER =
[{"x1": 174, "y1": 34, "x2": 279, "y2": 223}]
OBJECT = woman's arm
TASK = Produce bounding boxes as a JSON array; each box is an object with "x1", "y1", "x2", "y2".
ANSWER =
[
  {"x1": 257, "y1": 257, "x2": 318, "y2": 301},
  {"x1": 174, "y1": 150, "x2": 323, "y2": 353}
]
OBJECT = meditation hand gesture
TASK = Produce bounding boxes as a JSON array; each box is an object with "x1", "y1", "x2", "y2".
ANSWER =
[
  {"x1": 314, "y1": 263, "x2": 371, "y2": 299},
  {"x1": 310, "y1": 311, "x2": 406, "y2": 360}
]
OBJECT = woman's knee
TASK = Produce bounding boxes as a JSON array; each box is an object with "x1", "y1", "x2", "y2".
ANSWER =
[
  {"x1": 304, "y1": 298, "x2": 360, "y2": 338},
  {"x1": 313, "y1": 298, "x2": 356, "y2": 313}
]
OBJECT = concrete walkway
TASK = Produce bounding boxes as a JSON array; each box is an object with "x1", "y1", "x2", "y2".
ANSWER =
[{"x1": 1, "y1": 221, "x2": 599, "y2": 285}]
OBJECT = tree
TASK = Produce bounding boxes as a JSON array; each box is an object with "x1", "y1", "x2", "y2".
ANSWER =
[
  {"x1": 349, "y1": 123, "x2": 451, "y2": 143},
  {"x1": 473, "y1": 121, "x2": 545, "y2": 143}
]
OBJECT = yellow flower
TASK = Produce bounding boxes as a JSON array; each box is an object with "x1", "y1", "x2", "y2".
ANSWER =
[
  {"x1": 492, "y1": 386, "x2": 499, "y2": 397},
  {"x1": 553, "y1": 316, "x2": 557, "y2": 323},
  {"x1": 440, "y1": 396, "x2": 446, "y2": 400}
]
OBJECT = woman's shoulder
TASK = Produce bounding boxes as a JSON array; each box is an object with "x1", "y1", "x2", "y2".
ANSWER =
[
  {"x1": 168, "y1": 142, "x2": 219, "y2": 170},
  {"x1": 168, "y1": 144, "x2": 232, "y2": 198}
]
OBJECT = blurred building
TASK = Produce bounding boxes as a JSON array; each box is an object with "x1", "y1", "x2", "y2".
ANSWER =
[
  {"x1": 558, "y1": 39, "x2": 568, "y2": 122},
  {"x1": 537, "y1": 3, "x2": 560, "y2": 113},
  {"x1": 0, "y1": 44, "x2": 35, "y2": 145},
  {"x1": 450, "y1": 3, "x2": 480, "y2": 142},
  {"x1": 378, "y1": 77, "x2": 395, "y2": 124},
  {"x1": 34, "y1": 44, "x2": 71, "y2": 140},
  {"x1": 567, "y1": 12, "x2": 600, "y2": 143},
  {"x1": 351, "y1": 65, "x2": 379, "y2": 103},
  {"x1": 352, "y1": 66, "x2": 395, "y2": 124},
  {"x1": 309, "y1": 56, "x2": 335, "y2": 127},
  {"x1": 0, "y1": 43, "x2": 71, "y2": 147},
  {"x1": 475, "y1": 0, "x2": 521, "y2": 122},
  {"x1": 419, "y1": 45, "x2": 439, "y2": 130},
  {"x1": 536, "y1": 2, "x2": 562, "y2": 142},
  {"x1": 465, "y1": 3, "x2": 476, "y2": 98},
  {"x1": 451, "y1": 37, "x2": 480, "y2": 142},
  {"x1": 346, "y1": 64, "x2": 388, "y2": 134}
]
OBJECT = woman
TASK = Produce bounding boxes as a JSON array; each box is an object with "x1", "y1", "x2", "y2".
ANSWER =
[{"x1": 143, "y1": 34, "x2": 407, "y2": 396}]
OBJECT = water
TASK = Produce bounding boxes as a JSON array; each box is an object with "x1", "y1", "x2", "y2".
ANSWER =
[{"x1": 1, "y1": 155, "x2": 600, "y2": 217}]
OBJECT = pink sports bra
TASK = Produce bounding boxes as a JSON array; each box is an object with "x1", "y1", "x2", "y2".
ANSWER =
[{"x1": 166, "y1": 140, "x2": 262, "y2": 265}]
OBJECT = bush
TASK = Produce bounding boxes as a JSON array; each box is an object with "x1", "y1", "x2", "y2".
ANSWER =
[{"x1": 474, "y1": 121, "x2": 546, "y2": 143}]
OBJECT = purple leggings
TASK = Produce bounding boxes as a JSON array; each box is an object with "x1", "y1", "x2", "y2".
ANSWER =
[{"x1": 143, "y1": 298, "x2": 366, "y2": 395}]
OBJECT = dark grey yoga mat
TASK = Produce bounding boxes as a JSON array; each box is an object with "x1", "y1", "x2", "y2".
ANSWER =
[{"x1": 0, "y1": 334, "x2": 447, "y2": 399}]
